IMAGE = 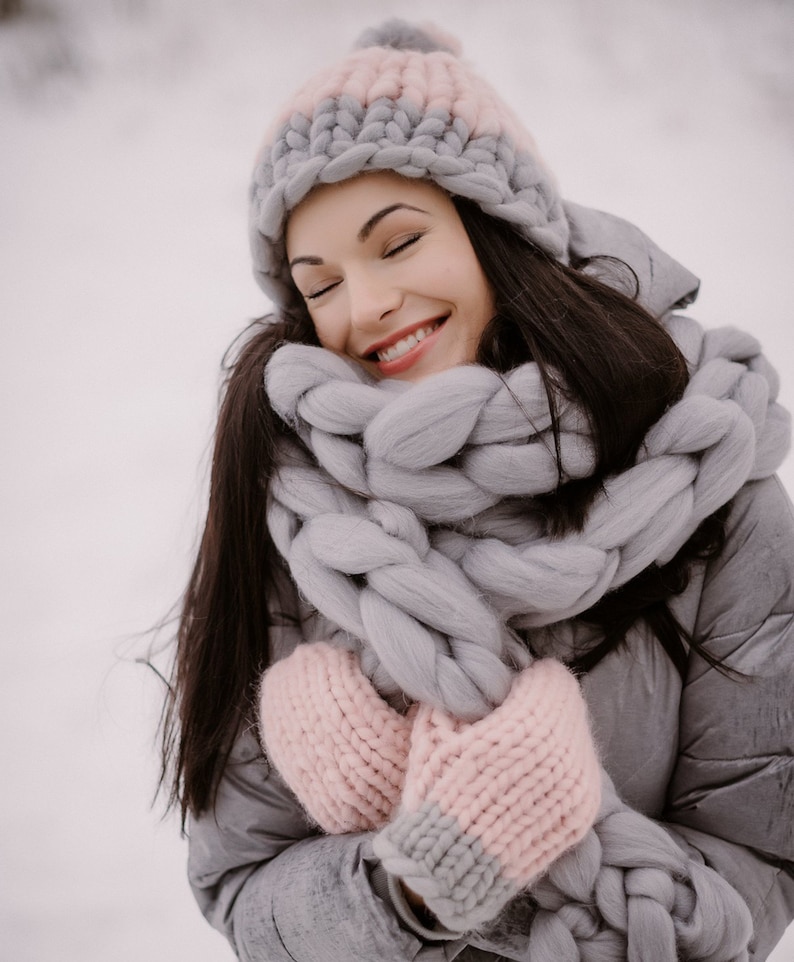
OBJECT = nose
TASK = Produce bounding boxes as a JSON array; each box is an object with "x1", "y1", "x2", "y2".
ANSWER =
[{"x1": 346, "y1": 268, "x2": 402, "y2": 331}]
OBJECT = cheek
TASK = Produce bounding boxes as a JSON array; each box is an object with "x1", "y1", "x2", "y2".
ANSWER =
[
  {"x1": 460, "y1": 262, "x2": 495, "y2": 326},
  {"x1": 438, "y1": 240, "x2": 493, "y2": 318},
  {"x1": 308, "y1": 310, "x2": 344, "y2": 351}
]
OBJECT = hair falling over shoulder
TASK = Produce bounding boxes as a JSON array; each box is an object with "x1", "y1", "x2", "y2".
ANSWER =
[
  {"x1": 455, "y1": 199, "x2": 731, "y2": 677},
  {"x1": 161, "y1": 214, "x2": 729, "y2": 823},
  {"x1": 158, "y1": 308, "x2": 318, "y2": 826}
]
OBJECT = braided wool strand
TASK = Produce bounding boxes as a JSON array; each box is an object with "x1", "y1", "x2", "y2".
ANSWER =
[
  {"x1": 526, "y1": 773, "x2": 754, "y2": 962},
  {"x1": 263, "y1": 314, "x2": 787, "y2": 956},
  {"x1": 266, "y1": 314, "x2": 790, "y2": 713}
]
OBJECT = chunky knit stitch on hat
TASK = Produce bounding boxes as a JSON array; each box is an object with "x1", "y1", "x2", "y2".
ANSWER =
[
  {"x1": 249, "y1": 20, "x2": 567, "y2": 308},
  {"x1": 260, "y1": 640, "x2": 411, "y2": 833},
  {"x1": 260, "y1": 312, "x2": 788, "y2": 949}
]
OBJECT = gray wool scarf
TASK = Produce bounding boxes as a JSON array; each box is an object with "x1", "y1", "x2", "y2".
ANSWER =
[{"x1": 264, "y1": 313, "x2": 790, "y2": 960}]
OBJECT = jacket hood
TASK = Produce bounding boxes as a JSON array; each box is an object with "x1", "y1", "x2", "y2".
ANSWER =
[{"x1": 563, "y1": 200, "x2": 700, "y2": 318}]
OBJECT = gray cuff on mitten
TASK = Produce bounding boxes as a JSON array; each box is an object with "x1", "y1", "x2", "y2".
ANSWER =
[{"x1": 373, "y1": 802, "x2": 519, "y2": 933}]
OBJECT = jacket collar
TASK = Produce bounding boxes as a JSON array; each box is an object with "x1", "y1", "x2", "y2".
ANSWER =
[{"x1": 563, "y1": 200, "x2": 700, "y2": 317}]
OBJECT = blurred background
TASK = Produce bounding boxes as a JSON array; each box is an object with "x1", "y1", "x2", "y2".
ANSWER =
[{"x1": 1, "y1": 1, "x2": 792, "y2": 959}]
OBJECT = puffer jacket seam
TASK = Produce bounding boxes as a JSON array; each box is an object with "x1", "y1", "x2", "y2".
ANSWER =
[
  {"x1": 270, "y1": 904, "x2": 298, "y2": 962},
  {"x1": 705, "y1": 610, "x2": 794, "y2": 645},
  {"x1": 678, "y1": 749, "x2": 791, "y2": 763}
]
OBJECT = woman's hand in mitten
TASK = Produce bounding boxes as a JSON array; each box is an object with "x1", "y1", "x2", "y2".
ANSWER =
[
  {"x1": 372, "y1": 659, "x2": 601, "y2": 932},
  {"x1": 259, "y1": 641, "x2": 411, "y2": 834}
]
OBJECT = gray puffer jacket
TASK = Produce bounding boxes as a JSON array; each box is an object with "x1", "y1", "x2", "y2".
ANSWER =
[{"x1": 187, "y1": 208, "x2": 794, "y2": 961}]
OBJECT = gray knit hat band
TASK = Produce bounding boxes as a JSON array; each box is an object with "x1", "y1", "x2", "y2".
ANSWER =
[{"x1": 249, "y1": 22, "x2": 569, "y2": 308}]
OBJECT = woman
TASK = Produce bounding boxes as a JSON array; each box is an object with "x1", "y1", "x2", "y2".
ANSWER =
[{"x1": 161, "y1": 20, "x2": 794, "y2": 961}]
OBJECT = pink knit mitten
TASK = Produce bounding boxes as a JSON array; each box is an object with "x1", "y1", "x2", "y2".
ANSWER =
[
  {"x1": 259, "y1": 641, "x2": 412, "y2": 833},
  {"x1": 372, "y1": 659, "x2": 601, "y2": 932}
]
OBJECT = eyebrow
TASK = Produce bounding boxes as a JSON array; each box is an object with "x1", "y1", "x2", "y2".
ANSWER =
[
  {"x1": 288, "y1": 203, "x2": 429, "y2": 269},
  {"x1": 358, "y1": 203, "x2": 428, "y2": 242}
]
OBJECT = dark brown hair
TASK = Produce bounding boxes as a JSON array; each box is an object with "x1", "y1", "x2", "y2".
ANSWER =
[
  {"x1": 159, "y1": 198, "x2": 728, "y2": 824},
  {"x1": 455, "y1": 198, "x2": 729, "y2": 678}
]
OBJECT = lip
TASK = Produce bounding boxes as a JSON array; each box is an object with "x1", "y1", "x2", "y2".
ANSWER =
[
  {"x1": 366, "y1": 316, "x2": 448, "y2": 377},
  {"x1": 362, "y1": 316, "x2": 447, "y2": 357}
]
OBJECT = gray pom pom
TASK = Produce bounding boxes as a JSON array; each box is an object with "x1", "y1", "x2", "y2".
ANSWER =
[{"x1": 354, "y1": 19, "x2": 460, "y2": 56}]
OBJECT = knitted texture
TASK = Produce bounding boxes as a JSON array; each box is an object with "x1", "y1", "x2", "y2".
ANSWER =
[
  {"x1": 372, "y1": 659, "x2": 601, "y2": 931},
  {"x1": 266, "y1": 313, "x2": 790, "y2": 715},
  {"x1": 261, "y1": 313, "x2": 788, "y2": 952},
  {"x1": 260, "y1": 652, "x2": 754, "y2": 953},
  {"x1": 260, "y1": 641, "x2": 411, "y2": 833},
  {"x1": 526, "y1": 775, "x2": 753, "y2": 962},
  {"x1": 249, "y1": 19, "x2": 566, "y2": 308}
]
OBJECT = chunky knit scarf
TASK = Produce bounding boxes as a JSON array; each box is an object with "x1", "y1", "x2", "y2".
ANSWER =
[{"x1": 261, "y1": 314, "x2": 789, "y2": 958}]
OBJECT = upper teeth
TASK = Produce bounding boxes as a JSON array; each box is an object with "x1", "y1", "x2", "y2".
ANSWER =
[{"x1": 377, "y1": 322, "x2": 440, "y2": 362}]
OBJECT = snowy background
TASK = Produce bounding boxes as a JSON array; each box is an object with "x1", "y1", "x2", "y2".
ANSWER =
[{"x1": 1, "y1": 1, "x2": 792, "y2": 959}]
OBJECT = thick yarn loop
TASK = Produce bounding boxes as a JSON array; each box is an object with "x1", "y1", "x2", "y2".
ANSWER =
[
  {"x1": 358, "y1": 586, "x2": 514, "y2": 718},
  {"x1": 286, "y1": 495, "x2": 519, "y2": 717},
  {"x1": 259, "y1": 641, "x2": 412, "y2": 833},
  {"x1": 265, "y1": 315, "x2": 789, "y2": 658},
  {"x1": 526, "y1": 773, "x2": 753, "y2": 961}
]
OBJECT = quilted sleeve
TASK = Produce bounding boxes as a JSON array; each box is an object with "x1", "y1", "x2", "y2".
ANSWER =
[
  {"x1": 665, "y1": 475, "x2": 794, "y2": 959},
  {"x1": 187, "y1": 726, "x2": 466, "y2": 961}
]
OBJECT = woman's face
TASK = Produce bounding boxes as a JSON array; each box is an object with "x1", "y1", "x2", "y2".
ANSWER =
[{"x1": 286, "y1": 172, "x2": 496, "y2": 382}]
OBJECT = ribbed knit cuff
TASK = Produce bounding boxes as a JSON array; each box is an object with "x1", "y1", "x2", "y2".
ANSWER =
[{"x1": 373, "y1": 802, "x2": 519, "y2": 932}]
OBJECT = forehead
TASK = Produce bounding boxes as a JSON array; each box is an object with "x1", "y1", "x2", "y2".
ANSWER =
[{"x1": 285, "y1": 172, "x2": 453, "y2": 248}]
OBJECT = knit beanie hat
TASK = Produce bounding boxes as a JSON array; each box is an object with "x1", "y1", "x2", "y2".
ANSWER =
[{"x1": 249, "y1": 19, "x2": 569, "y2": 309}]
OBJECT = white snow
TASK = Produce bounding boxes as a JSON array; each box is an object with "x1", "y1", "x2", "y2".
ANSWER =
[{"x1": 1, "y1": 1, "x2": 792, "y2": 959}]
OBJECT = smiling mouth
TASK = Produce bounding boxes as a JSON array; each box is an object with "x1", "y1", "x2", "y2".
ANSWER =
[{"x1": 374, "y1": 320, "x2": 445, "y2": 363}]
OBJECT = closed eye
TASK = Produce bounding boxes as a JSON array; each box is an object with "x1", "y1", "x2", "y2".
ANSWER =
[
  {"x1": 384, "y1": 232, "x2": 423, "y2": 258},
  {"x1": 305, "y1": 281, "x2": 340, "y2": 301}
]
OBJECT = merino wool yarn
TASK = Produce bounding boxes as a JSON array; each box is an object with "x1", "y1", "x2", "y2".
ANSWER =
[
  {"x1": 249, "y1": 20, "x2": 566, "y2": 308},
  {"x1": 260, "y1": 641, "x2": 411, "y2": 834},
  {"x1": 266, "y1": 313, "x2": 790, "y2": 717},
  {"x1": 261, "y1": 312, "x2": 790, "y2": 952}
]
